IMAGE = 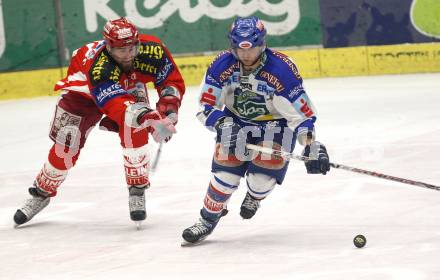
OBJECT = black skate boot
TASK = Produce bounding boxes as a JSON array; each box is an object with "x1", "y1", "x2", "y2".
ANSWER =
[
  {"x1": 14, "y1": 187, "x2": 50, "y2": 226},
  {"x1": 240, "y1": 192, "x2": 260, "y2": 219},
  {"x1": 182, "y1": 210, "x2": 226, "y2": 245},
  {"x1": 129, "y1": 186, "x2": 146, "y2": 227}
]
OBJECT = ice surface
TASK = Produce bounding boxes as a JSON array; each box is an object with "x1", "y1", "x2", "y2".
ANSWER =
[{"x1": 1, "y1": 73, "x2": 440, "y2": 280}]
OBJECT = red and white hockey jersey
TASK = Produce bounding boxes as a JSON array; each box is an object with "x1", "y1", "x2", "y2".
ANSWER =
[{"x1": 54, "y1": 34, "x2": 185, "y2": 125}]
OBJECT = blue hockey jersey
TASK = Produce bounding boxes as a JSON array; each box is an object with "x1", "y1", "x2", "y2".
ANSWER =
[{"x1": 196, "y1": 48, "x2": 317, "y2": 145}]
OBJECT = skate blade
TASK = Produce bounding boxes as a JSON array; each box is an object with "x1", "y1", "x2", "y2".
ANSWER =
[
  {"x1": 180, "y1": 236, "x2": 208, "y2": 247},
  {"x1": 181, "y1": 240, "x2": 200, "y2": 247},
  {"x1": 135, "y1": 221, "x2": 142, "y2": 230}
]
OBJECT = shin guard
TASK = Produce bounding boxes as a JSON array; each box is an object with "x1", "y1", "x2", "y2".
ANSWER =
[
  {"x1": 246, "y1": 173, "x2": 276, "y2": 200},
  {"x1": 34, "y1": 162, "x2": 68, "y2": 197},
  {"x1": 201, "y1": 171, "x2": 240, "y2": 221},
  {"x1": 123, "y1": 145, "x2": 150, "y2": 187}
]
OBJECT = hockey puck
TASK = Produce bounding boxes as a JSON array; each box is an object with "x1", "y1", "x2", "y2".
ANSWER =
[{"x1": 353, "y1": 234, "x2": 367, "y2": 248}]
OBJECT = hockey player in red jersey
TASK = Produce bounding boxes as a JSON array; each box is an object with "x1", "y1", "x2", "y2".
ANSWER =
[{"x1": 13, "y1": 17, "x2": 185, "y2": 227}]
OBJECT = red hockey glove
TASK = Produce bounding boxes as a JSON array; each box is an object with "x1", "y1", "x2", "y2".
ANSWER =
[
  {"x1": 99, "y1": 116, "x2": 119, "y2": 132},
  {"x1": 156, "y1": 87, "x2": 181, "y2": 124},
  {"x1": 138, "y1": 109, "x2": 176, "y2": 143}
]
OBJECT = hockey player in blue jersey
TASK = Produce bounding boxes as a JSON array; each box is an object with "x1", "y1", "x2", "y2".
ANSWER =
[{"x1": 182, "y1": 16, "x2": 330, "y2": 244}]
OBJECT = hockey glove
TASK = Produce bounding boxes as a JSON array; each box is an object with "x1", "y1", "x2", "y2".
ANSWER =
[
  {"x1": 99, "y1": 116, "x2": 119, "y2": 133},
  {"x1": 215, "y1": 117, "x2": 245, "y2": 154},
  {"x1": 138, "y1": 109, "x2": 176, "y2": 143},
  {"x1": 156, "y1": 87, "x2": 181, "y2": 124},
  {"x1": 302, "y1": 141, "x2": 330, "y2": 175}
]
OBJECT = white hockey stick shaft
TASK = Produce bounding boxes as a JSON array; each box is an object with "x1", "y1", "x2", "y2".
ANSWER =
[
  {"x1": 150, "y1": 142, "x2": 163, "y2": 173},
  {"x1": 246, "y1": 144, "x2": 440, "y2": 191},
  {"x1": 149, "y1": 113, "x2": 177, "y2": 173}
]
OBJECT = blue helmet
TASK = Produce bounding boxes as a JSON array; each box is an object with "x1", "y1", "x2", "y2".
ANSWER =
[{"x1": 228, "y1": 16, "x2": 267, "y2": 49}]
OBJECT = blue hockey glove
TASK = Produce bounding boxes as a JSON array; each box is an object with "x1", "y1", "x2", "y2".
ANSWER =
[
  {"x1": 214, "y1": 117, "x2": 245, "y2": 154},
  {"x1": 302, "y1": 141, "x2": 330, "y2": 175}
]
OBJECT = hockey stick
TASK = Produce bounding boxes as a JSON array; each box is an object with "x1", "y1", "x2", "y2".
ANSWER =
[
  {"x1": 149, "y1": 112, "x2": 177, "y2": 173},
  {"x1": 246, "y1": 144, "x2": 440, "y2": 192},
  {"x1": 150, "y1": 142, "x2": 163, "y2": 173}
]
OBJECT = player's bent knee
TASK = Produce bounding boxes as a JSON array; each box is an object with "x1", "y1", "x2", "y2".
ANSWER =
[
  {"x1": 49, "y1": 144, "x2": 80, "y2": 170},
  {"x1": 210, "y1": 171, "x2": 241, "y2": 194},
  {"x1": 246, "y1": 173, "x2": 276, "y2": 199}
]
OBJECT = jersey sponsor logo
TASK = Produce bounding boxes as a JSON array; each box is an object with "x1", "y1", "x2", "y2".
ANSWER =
[
  {"x1": 237, "y1": 102, "x2": 268, "y2": 117},
  {"x1": 91, "y1": 52, "x2": 109, "y2": 81},
  {"x1": 133, "y1": 60, "x2": 158, "y2": 74},
  {"x1": 273, "y1": 51, "x2": 302, "y2": 80},
  {"x1": 288, "y1": 85, "x2": 305, "y2": 100},
  {"x1": 156, "y1": 57, "x2": 173, "y2": 84},
  {"x1": 138, "y1": 43, "x2": 164, "y2": 59},
  {"x1": 259, "y1": 70, "x2": 285, "y2": 92},
  {"x1": 93, "y1": 82, "x2": 126, "y2": 107},
  {"x1": 219, "y1": 62, "x2": 239, "y2": 82},
  {"x1": 233, "y1": 89, "x2": 270, "y2": 119},
  {"x1": 298, "y1": 97, "x2": 314, "y2": 118},
  {"x1": 256, "y1": 82, "x2": 275, "y2": 96},
  {"x1": 201, "y1": 87, "x2": 216, "y2": 106},
  {"x1": 133, "y1": 43, "x2": 165, "y2": 74},
  {"x1": 90, "y1": 51, "x2": 121, "y2": 85}
]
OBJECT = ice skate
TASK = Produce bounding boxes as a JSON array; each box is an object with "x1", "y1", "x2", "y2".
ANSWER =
[
  {"x1": 129, "y1": 186, "x2": 146, "y2": 227},
  {"x1": 181, "y1": 209, "x2": 228, "y2": 246},
  {"x1": 14, "y1": 187, "x2": 50, "y2": 226},
  {"x1": 181, "y1": 217, "x2": 216, "y2": 246},
  {"x1": 240, "y1": 192, "x2": 260, "y2": 219}
]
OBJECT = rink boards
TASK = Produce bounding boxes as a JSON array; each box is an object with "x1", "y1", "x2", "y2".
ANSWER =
[{"x1": 1, "y1": 42, "x2": 439, "y2": 100}]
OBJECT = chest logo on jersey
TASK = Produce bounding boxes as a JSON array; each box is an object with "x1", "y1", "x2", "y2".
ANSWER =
[
  {"x1": 233, "y1": 89, "x2": 269, "y2": 119},
  {"x1": 133, "y1": 59, "x2": 158, "y2": 74},
  {"x1": 138, "y1": 44, "x2": 164, "y2": 59},
  {"x1": 93, "y1": 82, "x2": 126, "y2": 107}
]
